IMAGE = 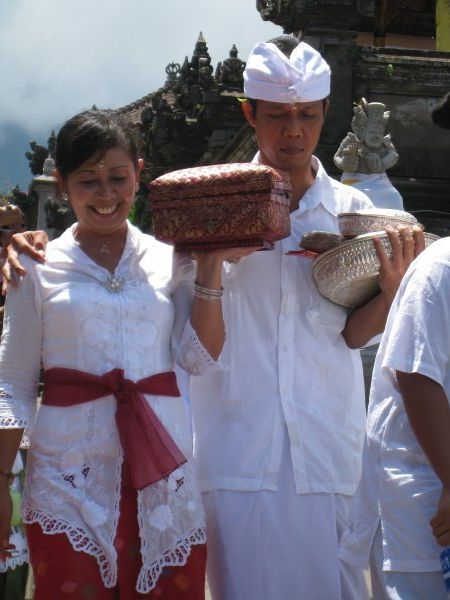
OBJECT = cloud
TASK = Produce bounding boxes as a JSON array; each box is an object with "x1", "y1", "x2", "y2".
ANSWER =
[{"x1": 0, "y1": 0, "x2": 279, "y2": 137}]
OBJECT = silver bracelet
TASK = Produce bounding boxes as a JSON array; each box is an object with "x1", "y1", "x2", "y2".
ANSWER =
[
  {"x1": 193, "y1": 289, "x2": 223, "y2": 302},
  {"x1": 194, "y1": 283, "x2": 223, "y2": 296},
  {"x1": 194, "y1": 283, "x2": 223, "y2": 301}
]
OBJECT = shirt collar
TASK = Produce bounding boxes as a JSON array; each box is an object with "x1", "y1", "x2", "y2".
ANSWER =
[{"x1": 251, "y1": 153, "x2": 337, "y2": 217}]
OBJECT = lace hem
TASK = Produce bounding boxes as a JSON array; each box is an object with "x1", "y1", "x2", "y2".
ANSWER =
[
  {"x1": 137, "y1": 525, "x2": 206, "y2": 594},
  {"x1": 190, "y1": 328, "x2": 219, "y2": 369},
  {"x1": 176, "y1": 321, "x2": 227, "y2": 375},
  {"x1": 22, "y1": 504, "x2": 117, "y2": 588},
  {"x1": 0, "y1": 550, "x2": 29, "y2": 573}
]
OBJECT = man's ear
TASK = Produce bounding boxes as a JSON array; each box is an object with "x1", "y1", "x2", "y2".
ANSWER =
[{"x1": 242, "y1": 101, "x2": 256, "y2": 128}]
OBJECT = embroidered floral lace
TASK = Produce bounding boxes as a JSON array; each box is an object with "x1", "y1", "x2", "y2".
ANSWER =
[{"x1": 0, "y1": 224, "x2": 217, "y2": 592}]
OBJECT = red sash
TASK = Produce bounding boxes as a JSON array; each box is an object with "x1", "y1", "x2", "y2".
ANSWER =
[{"x1": 42, "y1": 367, "x2": 186, "y2": 490}]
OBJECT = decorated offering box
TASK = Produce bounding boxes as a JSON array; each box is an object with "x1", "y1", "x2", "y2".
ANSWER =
[{"x1": 149, "y1": 163, "x2": 292, "y2": 251}]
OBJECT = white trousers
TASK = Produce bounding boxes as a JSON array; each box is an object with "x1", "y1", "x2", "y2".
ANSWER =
[{"x1": 203, "y1": 430, "x2": 368, "y2": 600}]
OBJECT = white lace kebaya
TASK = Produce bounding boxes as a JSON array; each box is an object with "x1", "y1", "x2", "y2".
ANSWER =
[{"x1": 0, "y1": 222, "x2": 217, "y2": 593}]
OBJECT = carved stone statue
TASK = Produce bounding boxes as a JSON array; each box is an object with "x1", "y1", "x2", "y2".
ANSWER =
[
  {"x1": 218, "y1": 45, "x2": 245, "y2": 90},
  {"x1": 198, "y1": 56, "x2": 214, "y2": 91},
  {"x1": 334, "y1": 98, "x2": 403, "y2": 209},
  {"x1": 335, "y1": 98, "x2": 398, "y2": 174}
]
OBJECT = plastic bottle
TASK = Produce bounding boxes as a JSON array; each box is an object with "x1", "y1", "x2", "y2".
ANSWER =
[{"x1": 440, "y1": 548, "x2": 450, "y2": 597}]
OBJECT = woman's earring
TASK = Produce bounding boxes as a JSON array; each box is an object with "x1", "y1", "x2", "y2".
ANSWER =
[
  {"x1": 135, "y1": 183, "x2": 139, "y2": 192},
  {"x1": 61, "y1": 193, "x2": 69, "y2": 202}
]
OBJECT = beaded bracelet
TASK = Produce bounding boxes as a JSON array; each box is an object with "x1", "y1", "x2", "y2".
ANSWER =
[{"x1": 0, "y1": 469, "x2": 14, "y2": 486}]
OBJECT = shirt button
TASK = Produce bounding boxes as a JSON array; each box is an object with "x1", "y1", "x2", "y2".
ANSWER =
[{"x1": 306, "y1": 308, "x2": 319, "y2": 321}]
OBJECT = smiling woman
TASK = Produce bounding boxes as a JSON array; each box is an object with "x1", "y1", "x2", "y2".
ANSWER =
[
  {"x1": 53, "y1": 112, "x2": 142, "y2": 273},
  {"x1": 60, "y1": 146, "x2": 142, "y2": 272},
  {"x1": 0, "y1": 109, "x2": 256, "y2": 598}
]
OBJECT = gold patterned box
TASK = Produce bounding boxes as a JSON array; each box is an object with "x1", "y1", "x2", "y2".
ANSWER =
[{"x1": 149, "y1": 163, "x2": 292, "y2": 251}]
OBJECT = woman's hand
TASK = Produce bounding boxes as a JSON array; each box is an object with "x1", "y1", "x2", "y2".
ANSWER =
[
  {"x1": 431, "y1": 488, "x2": 450, "y2": 547},
  {"x1": 0, "y1": 486, "x2": 14, "y2": 563},
  {"x1": 374, "y1": 226, "x2": 425, "y2": 304},
  {"x1": 189, "y1": 246, "x2": 261, "y2": 361},
  {"x1": 2, "y1": 230, "x2": 48, "y2": 290},
  {"x1": 193, "y1": 246, "x2": 261, "y2": 289}
]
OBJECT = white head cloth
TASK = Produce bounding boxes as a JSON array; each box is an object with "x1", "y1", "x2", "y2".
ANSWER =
[{"x1": 243, "y1": 41, "x2": 331, "y2": 104}]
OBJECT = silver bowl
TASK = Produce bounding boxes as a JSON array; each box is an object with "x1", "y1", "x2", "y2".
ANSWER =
[
  {"x1": 312, "y1": 231, "x2": 439, "y2": 309},
  {"x1": 338, "y1": 209, "x2": 421, "y2": 238}
]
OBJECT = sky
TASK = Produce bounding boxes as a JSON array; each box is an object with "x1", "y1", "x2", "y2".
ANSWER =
[{"x1": 0, "y1": 0, "x2": 280, "y2": 191}]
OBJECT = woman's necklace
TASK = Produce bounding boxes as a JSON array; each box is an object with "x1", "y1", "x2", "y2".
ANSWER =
[
  {"x1": 74, "y1": 227, "x2": 127, "y2": 291},
  {"x1": 99, "y1": 240, "x2": 111, "y2": 254}
]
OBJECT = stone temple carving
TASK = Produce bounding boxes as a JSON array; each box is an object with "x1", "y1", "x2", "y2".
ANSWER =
[
  {"x1": 217, "y1": 45, "x2": 246, "y2": 90},
  {"x1": 119, "y1": 33, "x2": 247, "y2": 183},
  {"x1": 334, "y1": 98, "x2": 403, "y2": 209}
]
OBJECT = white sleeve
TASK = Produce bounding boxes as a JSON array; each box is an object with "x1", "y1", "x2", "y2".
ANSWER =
[
  {"x1": 382, "y1": 258, "x2": 450, "y2": 387},
  {"x1": 0, "y1": 271, "x2": 42, "y2": 429},
  {"x1": 170, "y1": 252, "x2": 227, "y2": 375}
]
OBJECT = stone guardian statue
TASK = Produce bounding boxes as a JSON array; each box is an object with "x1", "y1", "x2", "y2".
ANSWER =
[{"x1": 334, "y1": 98, "x2": 403, "y2": 209}]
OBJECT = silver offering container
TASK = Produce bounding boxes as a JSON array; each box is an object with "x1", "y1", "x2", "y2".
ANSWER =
[
  {"x1": 338, "y1": 208, "x2": 421, "y2": 238},
  {"x1": 312, "y1": 231, "x2": 439, "y2": 309}
]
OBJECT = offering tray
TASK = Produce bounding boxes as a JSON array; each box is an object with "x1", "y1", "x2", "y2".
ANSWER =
[
  {"x1": 338, "y1": 208, "x2": 421, "y2": 238},
  {"x1": 312, "y1": 231, "x2": 439, "y2": 309}
]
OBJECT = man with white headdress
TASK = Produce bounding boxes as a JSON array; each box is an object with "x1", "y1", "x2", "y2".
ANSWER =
[{"x1": 188, "y1": 35, "x2": 424, "y2": 599}]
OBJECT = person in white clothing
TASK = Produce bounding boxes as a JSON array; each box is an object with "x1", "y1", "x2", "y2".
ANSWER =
[
  {"x1": 0, "y1": 109, "x2": 255, "y2": 598},
  {"x1": 340, "y1": 95, "x2": 450, "y2": 599},
  {"x1": 189, "y1": 35, "x2": 425, "y2": 600},
  {"x1": 339, "y1": 236, "x2": 450, "y2": 599},
  {"x1": 1, "y1": 40, "x2": 424, "y2": 600}
]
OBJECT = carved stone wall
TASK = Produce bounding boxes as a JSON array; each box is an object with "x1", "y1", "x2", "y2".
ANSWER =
[{"x1": 117, "y1": 34, "x2": 247, "y2": 183}]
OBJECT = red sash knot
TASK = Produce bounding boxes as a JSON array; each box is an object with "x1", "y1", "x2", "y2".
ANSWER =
[{"x1": 42, "y1": 367, "x2": 187, "y2": 490}]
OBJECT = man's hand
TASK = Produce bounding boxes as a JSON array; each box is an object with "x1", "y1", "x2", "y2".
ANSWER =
[
  {"x1": 342, "y1": 226, "x2": 425, "y2": 348},
  {"x1": 431, "y1": 488, "x2": 450, "y2": 547},
  {"x1": 374, "y1": 225, "x2": 425, "y2": 304},
  {"x1": 2, "y1": 230, "x2": 49, "y2": 292}
]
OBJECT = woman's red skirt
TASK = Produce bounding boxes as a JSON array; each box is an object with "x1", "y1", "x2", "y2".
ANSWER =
[{"x1": 26, "y1": 463, "x2": 206, "y2": 599}]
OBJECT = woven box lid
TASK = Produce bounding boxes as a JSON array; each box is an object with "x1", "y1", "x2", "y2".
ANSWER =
[
  {"x1": 149, "y1": 163, "x2": 290, "y2": 203},
  {"x1": 148, "y1": 163, "x2": 291, "y2": 251}
]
